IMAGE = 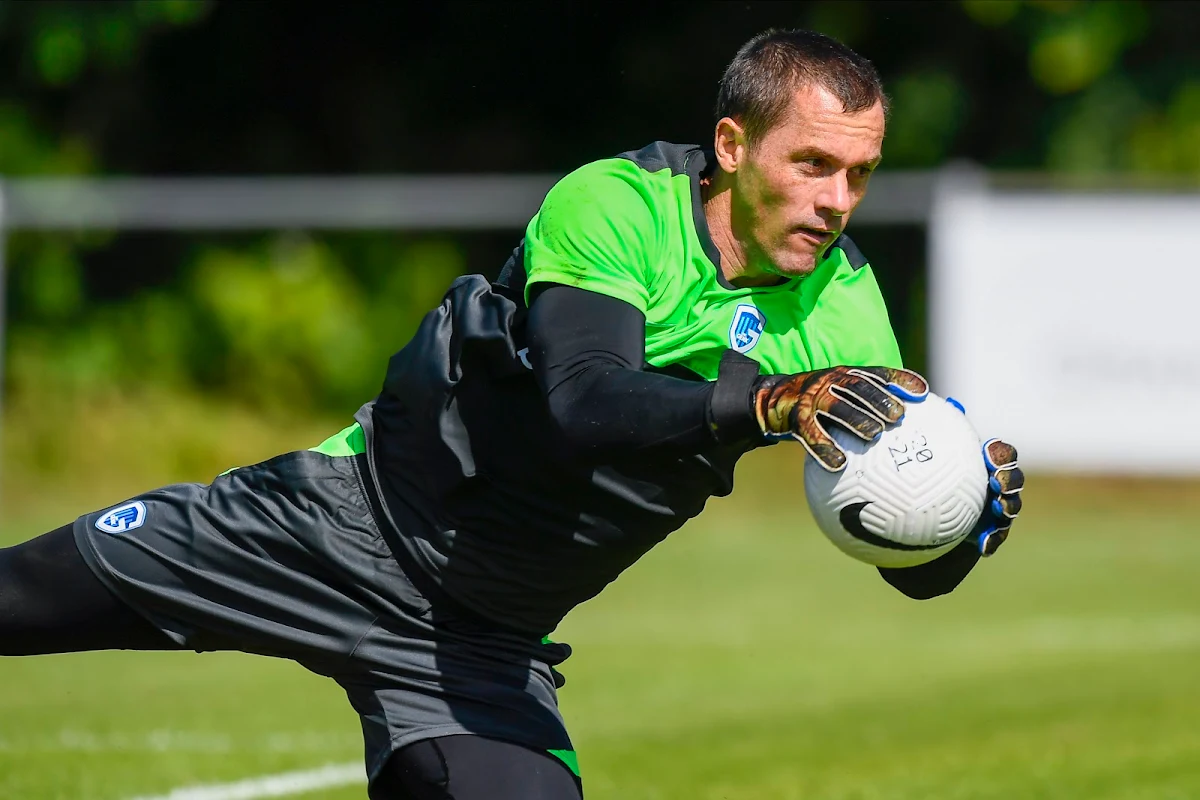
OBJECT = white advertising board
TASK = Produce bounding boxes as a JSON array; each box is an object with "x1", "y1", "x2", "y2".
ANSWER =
[{"x1": 929, "y1": 177, "x2": 1200, "y2": 474}]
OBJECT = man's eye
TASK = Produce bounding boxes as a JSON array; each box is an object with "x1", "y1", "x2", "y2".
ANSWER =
[{"x1": 851, "y1": 165, "x2": 876, "y2": 178}]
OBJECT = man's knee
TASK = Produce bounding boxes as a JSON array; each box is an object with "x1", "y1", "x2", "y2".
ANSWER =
[{"x1": 372, "y1": 736, "x2": 582, "y2": 800}]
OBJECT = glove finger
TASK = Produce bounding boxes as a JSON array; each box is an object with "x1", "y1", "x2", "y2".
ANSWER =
[
  {"x1": 977, "y1": 525, "x2": 1010, "y2": 557},
  {"x1": 818, "y1": 402, "x2": 885, "y2": 443},
  {"x1": 828, "y1": 375, "x2": 904, "y2": 424},
  {"x1": 851, "y1": 366, "x2": 929, "y2": 402},
  {"x1": 983, "y1": 438, "x2": 1019, "y2": 470},
  {"x1": 794, "y1": 417, "x2": 848, "y2": 472},
  {"x1": 990, "y1": 491, "x2": 1023, "y2": 521},
  {"x1": 989, "y1": 464, "x2": 1025, "y2": 495}
]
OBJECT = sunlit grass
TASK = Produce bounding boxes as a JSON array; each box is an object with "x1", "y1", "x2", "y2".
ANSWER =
[{"x1": 3, "y1": 404, "x2": 1200, "y2": 799}]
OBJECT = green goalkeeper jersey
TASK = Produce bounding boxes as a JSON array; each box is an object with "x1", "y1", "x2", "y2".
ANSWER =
[
  {"x1": 522, "y1": 140, "x2": 903, "y2": 378},
  {"x1": 366, "y1": 141, "x2": 904, "y2": 634}
]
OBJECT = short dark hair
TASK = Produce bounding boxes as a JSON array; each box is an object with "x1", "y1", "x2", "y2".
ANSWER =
[{"x1": 716, "y1": 29, "x2": 888, "y2": 142}]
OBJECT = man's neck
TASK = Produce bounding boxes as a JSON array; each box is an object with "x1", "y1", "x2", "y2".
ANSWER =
[{"x1": 701, "y1": 171, "x2": 782, "y2": 288}]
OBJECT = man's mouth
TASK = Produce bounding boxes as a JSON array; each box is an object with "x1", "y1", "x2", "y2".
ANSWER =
[{"x1": 794, "y1": 226, "x2": 837, "y2": 246}]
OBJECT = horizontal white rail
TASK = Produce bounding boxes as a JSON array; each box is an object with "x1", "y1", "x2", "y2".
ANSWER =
[{"x1": 0, "y1": 171, "x2": 938, "y2": 231}]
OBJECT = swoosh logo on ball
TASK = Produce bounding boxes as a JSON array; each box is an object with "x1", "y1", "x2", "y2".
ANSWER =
[{"x1": 838, "y1": 501, "x2": 951, "y2": 551}]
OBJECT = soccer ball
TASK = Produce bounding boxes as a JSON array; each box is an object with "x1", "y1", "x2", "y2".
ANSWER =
[{"x1": 803, "y1": 392, "x2": 988, "y2": 568}]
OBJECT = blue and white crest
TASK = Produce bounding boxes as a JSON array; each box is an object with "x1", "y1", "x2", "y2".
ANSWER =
[
  {"x1": 95, "y1": 501, "x2": 147, "y2": 534},
  {"x1": 728, "y1": 304, "x2": 767, "y2": 353}
]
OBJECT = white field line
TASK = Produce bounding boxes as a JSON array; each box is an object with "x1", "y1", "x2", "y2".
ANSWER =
[
  {"x1": 126, "y1": 762, "x2": 363, "y2": 800},
  {"x1": 0, "y1": 729, "x2": 360, "y2": 754}
]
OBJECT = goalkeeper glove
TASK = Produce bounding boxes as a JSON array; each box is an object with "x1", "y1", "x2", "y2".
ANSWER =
[
  {"x1": 944, "y1": 397, "x2": 1024, "y2": 556},
  {"x1": 752, "y1": 366, "x2": 929, "y2": 472},
  {"x1": 973, "y1": 437, "x2": 1024, "y2": 556}
]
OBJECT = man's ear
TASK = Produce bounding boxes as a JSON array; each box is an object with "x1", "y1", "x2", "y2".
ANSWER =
[{"x1": 713, "y1": 117, "x2": 746, "y2": 174}]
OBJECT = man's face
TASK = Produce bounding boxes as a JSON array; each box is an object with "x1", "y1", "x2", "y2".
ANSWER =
[{"x1": 728, "y1": 84, "x2": 885, "y2": 279}]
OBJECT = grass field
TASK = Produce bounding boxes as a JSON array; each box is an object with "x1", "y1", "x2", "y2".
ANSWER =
[{"x1": 3, "y1": 435, "x2": 1200, "y2": 799}]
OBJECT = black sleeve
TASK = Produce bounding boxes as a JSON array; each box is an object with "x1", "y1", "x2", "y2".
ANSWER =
[
  {"x1": 876, "y1": 541, "x2": 981, "y2": 600},
  {"x1": 526, "y1": 283, "x2": 762, "y2": 458}
]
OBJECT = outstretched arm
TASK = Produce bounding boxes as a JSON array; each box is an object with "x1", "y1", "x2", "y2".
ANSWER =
[
  {"x1": 527, "y1": 283, "x2": 928, "y2": 471},
  {"x1": 526, "y1": 283, "x2": 761, "y2": 457}
]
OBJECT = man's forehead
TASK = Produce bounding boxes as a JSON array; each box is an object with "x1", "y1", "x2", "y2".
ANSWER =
[{"x1": 769, "y1": 83, "x2": 885, "y2": 159}]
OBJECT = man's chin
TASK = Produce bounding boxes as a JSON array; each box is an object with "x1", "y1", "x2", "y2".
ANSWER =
[
  {"x1": 769, "y1": 253, "x2": 821, "y2": 278},
  {"x1": 736, "y1": 244, "x2": 822, "y2": 284}
]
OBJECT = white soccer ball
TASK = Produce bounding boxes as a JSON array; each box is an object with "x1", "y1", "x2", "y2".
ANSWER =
[{"x1": 803, "y1": 392, "x2": 989, "y2": 568}]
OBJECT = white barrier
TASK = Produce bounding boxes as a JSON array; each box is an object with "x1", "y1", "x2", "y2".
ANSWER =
[{"x1": 930, "y1": 172, "x2": 1200, "y2": 474}]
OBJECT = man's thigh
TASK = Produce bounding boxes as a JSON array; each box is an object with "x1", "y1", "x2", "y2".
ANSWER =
[
  {"x1": 373, "y1": 735, "x2": 582, "y2": 800},
  {"x1": 70, "y1": 449, "x2": 392, "y2": 662}
]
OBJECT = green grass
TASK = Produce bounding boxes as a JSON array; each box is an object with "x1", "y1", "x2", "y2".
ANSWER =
[{"x1": 3, "y1": 442, "x2": 1200, "y2": 799}]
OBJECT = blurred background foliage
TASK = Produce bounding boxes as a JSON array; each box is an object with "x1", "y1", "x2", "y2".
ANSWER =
[{"x1": 2, "y1": 0, "x2": 1198, "y2": 493}]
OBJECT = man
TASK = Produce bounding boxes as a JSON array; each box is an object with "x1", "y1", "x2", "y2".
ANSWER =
[{"x1": 0, "y1": 29, "x2": 1023, "y2": 800}]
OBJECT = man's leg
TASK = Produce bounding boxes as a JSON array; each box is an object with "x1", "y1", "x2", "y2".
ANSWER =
[
  {"x1": 373, "y1": 735, "x2": 582, "y2": 800},
  {"x1": 0, "y1": 524, "x2": 180, "y2": 655}
]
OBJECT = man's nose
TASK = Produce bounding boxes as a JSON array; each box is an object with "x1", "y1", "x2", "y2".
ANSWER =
[{"x1": 816, "y1": 172, "x2": 852, "y2": 218}]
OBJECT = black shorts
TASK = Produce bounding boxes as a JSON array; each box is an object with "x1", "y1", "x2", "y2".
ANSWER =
[{"x1": 71, "y1": 447, "x2": 578, "y2": 792}]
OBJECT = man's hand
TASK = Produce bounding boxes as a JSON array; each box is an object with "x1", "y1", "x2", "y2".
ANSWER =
[
  {"x1": 752, "y1": 366, "x2": 929, "y2": 471},
  {"x1": 973, "y1": 438, "x2": 1024, "y2": 556}
]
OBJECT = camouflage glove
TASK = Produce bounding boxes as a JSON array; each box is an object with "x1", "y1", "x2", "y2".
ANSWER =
[{"x1": 752, "y1": 366, "x2": 929, "y2": 472}]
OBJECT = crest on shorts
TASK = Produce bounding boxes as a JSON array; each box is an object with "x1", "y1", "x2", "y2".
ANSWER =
[
  {"x1": 729, "y1": 304, "x2": 767, "y2": 353},
  {"x1": 95, "y1": 501, "x2": 147, "y2": 534}
]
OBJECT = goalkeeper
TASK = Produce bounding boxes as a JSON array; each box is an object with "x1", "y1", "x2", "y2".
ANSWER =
[{"x1": 0, "y1": 29, "x2": 1023, "y2": 800}]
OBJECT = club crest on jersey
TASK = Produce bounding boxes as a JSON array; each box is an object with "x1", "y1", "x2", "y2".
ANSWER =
[
  {"x1": 95, "y1": 501, "x2": 147, "y2": 534},
  {"x1": 729, "y1": 304, "x2": 767, "y2": 353}
]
